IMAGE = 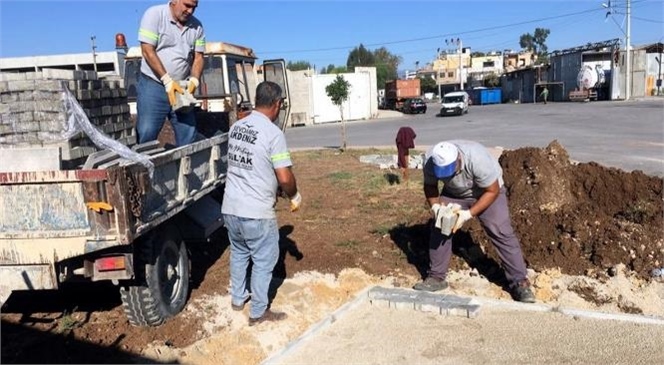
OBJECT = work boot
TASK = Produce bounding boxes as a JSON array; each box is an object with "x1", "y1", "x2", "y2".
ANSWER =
[
  {"x1": 413, "y1": 276, "x2": 448, "y2": 292},
  {"x1": 511, "y1": 280, "x2": 536, "y2": 303},
  {"x1": 248, "y1": 310, "x2": 287, "y2": 327}
]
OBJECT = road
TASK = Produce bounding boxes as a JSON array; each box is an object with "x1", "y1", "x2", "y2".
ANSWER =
[{"x1": 285, "y1": 99, "x2": 664, "y2": 177}]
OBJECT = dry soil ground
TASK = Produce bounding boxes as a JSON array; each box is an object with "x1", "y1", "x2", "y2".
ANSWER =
[{"x1": 1, "y1": 141, "x2": 663, "y2": 364}]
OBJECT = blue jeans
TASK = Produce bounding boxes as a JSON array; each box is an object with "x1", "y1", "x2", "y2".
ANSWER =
[
  {"x1": 223, "y1": 214, "x2": 279, "y2": 319},
  {"x1": 136, "y1": 73, "x2": 196, "y2": 147}
]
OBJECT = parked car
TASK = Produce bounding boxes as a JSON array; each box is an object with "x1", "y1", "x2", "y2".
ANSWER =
[
  {"x1": 439, "y1": 91, "x2": 469, "y2": 116},
  {"x1": 402, "y1": 98, "x2": 427, "y2": 114}
]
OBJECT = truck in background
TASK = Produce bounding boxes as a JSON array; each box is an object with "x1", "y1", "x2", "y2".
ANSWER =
[
  {"x1": 384, "y1": 79, "x2": 421, "y2": 111},
  {"x1": 0, "y1": 36, "x2": 291, "y2": 327},
  {"x1": 569, "y1": 64, "x2": 609, "y2": 102}
]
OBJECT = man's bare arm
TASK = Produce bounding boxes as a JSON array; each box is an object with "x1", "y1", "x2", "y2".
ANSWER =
[{"x1": 140, "y1": 43, "x2": 168, "y2": 79}]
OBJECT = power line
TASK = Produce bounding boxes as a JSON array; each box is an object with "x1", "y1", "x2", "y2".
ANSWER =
[
  {"x1": 632, "y1": 16, "x2": 664, "y2": 23},
  {"x1": 260, "y1": 6, "x2": 609, "y2": 55}
]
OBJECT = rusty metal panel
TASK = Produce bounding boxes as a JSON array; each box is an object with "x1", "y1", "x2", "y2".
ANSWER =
[
  {"x1": 0, "y1": 182, "x2": 90, "y2": 238},
  {"x1": 0, "y1": 169, "x2": 107, "y2": 184}
]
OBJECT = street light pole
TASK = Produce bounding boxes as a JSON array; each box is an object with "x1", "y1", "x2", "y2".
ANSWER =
[
  {"x1": 625, "y1": 0, "x2": 631, "y2": 100},
  {"x1": 458, "y1": 39, "x2": 464, "y2": 91},
  {"x1": 90, "y1": 35, "x2": 98, "y2": 73}
]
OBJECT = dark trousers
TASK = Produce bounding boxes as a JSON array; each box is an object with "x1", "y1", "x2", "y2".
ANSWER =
[{"x1": 428, "y1": 188, "x2": 528, "y2": 287}]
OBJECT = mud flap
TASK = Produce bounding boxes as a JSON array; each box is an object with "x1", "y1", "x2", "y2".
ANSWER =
[{"x1": 182, "y1": 195, "x2": 224, "y2": 240}]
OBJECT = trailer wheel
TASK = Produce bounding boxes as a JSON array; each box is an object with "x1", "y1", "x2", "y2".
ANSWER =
[{"x1": 120, "y1": 230, "x2": 190, "y2": 326}]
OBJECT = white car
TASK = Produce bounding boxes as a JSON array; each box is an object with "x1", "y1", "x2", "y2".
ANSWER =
[{"x1": 439, "y1": 91, "x2": 469, "y2": 116}]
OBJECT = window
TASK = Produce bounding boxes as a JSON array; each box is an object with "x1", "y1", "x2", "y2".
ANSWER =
[
  {"x1": 448, "y1": 72, "x2": 454, "y2": 78},
  {"x1": 483, "y1": 61, "x2": 495, "y2": 68}
]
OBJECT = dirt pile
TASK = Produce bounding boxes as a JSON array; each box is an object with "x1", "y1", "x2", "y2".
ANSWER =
[{"x1": 497, "y1": 140, "x2": 663, "y2": 279}]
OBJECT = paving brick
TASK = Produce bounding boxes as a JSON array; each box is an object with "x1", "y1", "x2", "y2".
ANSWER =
[
  {"x1": 369, "y1": 299, "x2": 390, "y2": 309},
  {"x1": 1, "y1": 93, "x2": 18, "y2": 103},
  {"x1": 0, "y1": 146, "x2": 61, "y2": 172},
  {"x1": 7, "y1": 80, "x2": 36, "y2": 92},
  {"x1": 0, "y1": 73, "x2": 27, "y2": 81},
  {"x1": 25, "y1": 72, "x2": 43, "y2": 80},
  {"x1": 0, "y1": 81, "x2": 8, "y2": 93},
  {"x1": 35, "y1": 79, "x2": 65, "y2": 91},
  {"x1": 18, "y1": 91, "x2": 34, "y2": 101}
]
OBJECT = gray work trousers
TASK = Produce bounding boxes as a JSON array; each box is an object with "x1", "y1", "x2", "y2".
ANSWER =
[{"x1": 428, "y1": 188, "x2": 528, "y2": 287}]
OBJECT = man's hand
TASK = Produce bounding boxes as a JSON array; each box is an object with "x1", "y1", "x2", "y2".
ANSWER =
[
  {"x1": 290, "y1": 192, "x2": 302, "y2": 212},
  {"x1": 453, "y1": 209, "x2": 473, "y2": 233},
  {"x1": 161, "y1": 73, "x2": 184, "y2": 106},
  {"x1": 187, "y1": 77, "x2": 199, "y2": 94}
]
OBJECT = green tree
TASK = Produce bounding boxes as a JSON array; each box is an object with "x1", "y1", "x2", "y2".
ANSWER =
[
  {"x1": 519, "y1": 28, "x2": 550, "y2": 64},
  {"x1": 373, "y1": 47, "x2": 401, "y2": 88},
  {"x1": 419, "y1": 75, "x2": 437, "y2": 94},
  {"x1": 483, "y1": 72, "x2": 500, "y2": 88},
  {"x1": 346, "y1": 44, "x2": 375, "y2": 71},
  {"x1": 325, "y1": 75, "x2": 351, "y2": 151},
  {"x1": 287, "y1": 60, "x2": 312, "y2": 71},
  {"x1": 471, "y1": 51, "x2": 486, "y2": 57},
  {"x1": 322, "y1": 64, "x2": 347, "y2": 74}
]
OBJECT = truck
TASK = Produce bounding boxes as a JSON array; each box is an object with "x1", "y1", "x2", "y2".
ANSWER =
[
  {"x1": 384, "y1": 79, "x2": 421, "y2": 111},
  {"x1": 0, "y1": 38, "x2": 291, "y2": 327},
  {"x1": 569, "y1": 64, "x2": 608, "y2": 102}
]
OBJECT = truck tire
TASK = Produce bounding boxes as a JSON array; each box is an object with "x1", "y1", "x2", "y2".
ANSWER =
[{"x1": 120, "y1": 230, "x2": 190, "y2": 326}]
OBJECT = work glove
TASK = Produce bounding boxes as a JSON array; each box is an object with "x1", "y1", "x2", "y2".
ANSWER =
[
  {"x1": 160, "y1": 73, "x2": 184, "y2": 107},
  {"x1": 187, "y1": 76, "x2": 199, "y2": 94},
  {"x1": 452, "y1": 209, "x2": 473, "y2": 233},
  {"x1": 290, "y1": 192, "x2": 302, "y2": 212}
]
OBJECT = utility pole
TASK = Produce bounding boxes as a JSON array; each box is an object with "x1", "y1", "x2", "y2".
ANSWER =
[
  {"x1": 625, "y1": 0, "x2": 631, "y2": 100},
  {"x1": 446, "y1": 38, "x2": 464, "y2": 90},
  {"x1": 90, "y1": 35, "x2": 98, "y2": 73},
  {"x1": 436, "y1": 48, "x2": 442, "y2": 98}
]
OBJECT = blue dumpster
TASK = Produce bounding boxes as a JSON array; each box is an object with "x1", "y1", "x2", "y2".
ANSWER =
[{"x1": 473, "y1": 88, "x2": 502, "y2": 105}]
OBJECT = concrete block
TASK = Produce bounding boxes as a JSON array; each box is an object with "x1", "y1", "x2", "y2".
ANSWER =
[
  {"x1": 101, "y1": 89, "x2": 112, "y2": 98},
  {"x1": 90, "y1": 80, "x2": 103, "y2": 90},
  {"x1": 84, "y1": 71, "x2": 97, "y2": 80},
  {"x1": 101, "y1": 105, "x2": 112, "y2": 116},
  {"x1": 40, "y1": 119, "x2": 67, "y2": 132},
  {"x1": 440, "y1": 294, "x2": 473, "y2": 305},
  {"x1": 33, "y1": 90, "x2": 61, "y2": 101},
  {"x1": 119, "y1": 89, "x2": 127, "y2": 97},
  {"x1": 1, "y1": 93, "x2": 18, "y2": 103},
  {"x1": 0, "y1": 73, "x2": 27, "y2": 81},
  {"x1": 35, "y1": 79, "x2": 65, "y2": 92},
  {"x1": 7, "y1": 80, "x2": 36, "y2": 92},
  {"x1": 0, "y1": 124, "x2": 13, "y2": 135},
  {"x1": 34, "y1": 100, "x2": 65, "y2": 112},
  {"x1": 369, "y1": 299, "x2": 390, "y2": 309},
  {"x1": 0, "y1": 146, "x2": 61, "y2": 172},
  {"x1": 0, "y1": 104, "x2": 9, "y2": 114},
  {"x1": 25, "y1": 72, "x2": 43, "y2": 80},
  {"x1": 0, "y1": 81, "x2": 8, "y2": 93},
  {"x1": 77, "y1": 89, "x2": 92, "y2": 100},
  {"x1": 18, "y1": 91, "x2": 34, "y2": 101}
]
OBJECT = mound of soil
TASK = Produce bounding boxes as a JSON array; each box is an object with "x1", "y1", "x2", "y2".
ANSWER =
[{"x1": 498, "y1": 140, "x2": 663, "y2": 279}]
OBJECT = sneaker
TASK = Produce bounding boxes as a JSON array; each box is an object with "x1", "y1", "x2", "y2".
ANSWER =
[
  {"x1": 231, "y1": 298, "x2": 250, "y2": 311},
  {"x1": 511, "y1": 281, "x2": 536, "y2": 303},
  {"x1": 248, "y1": 310, "x2": 287, "y2": 327},
  {"x1": 413, "y1": 277, "x2": 448, "y2": 292}
]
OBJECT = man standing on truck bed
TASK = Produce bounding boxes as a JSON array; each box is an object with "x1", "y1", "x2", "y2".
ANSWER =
[
  {"x1": 136, "y1": 0, "x2": 205, "y2": 146},
  {"x1": 222, "y1": 81, "x2": 302, "y2": 326}
]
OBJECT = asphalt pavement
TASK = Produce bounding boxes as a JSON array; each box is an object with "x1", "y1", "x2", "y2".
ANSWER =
[{"x1": 285, "y1": 98, "x2": 664, "y2": 177}]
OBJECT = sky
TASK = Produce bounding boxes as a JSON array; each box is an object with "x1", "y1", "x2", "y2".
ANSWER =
[{"x1": 1, "y1": 0, "x2": 662, "y2": 74}]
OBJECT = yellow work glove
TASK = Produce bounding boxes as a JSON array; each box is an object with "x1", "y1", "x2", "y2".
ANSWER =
[
  {"x1": 160, "y1": 73, "x2": 184, "y2": 107},
  {"x1": 289, "y1": 192, "x2": 302, "y2": 212},
  {"x1": 187, "y1": 76, "x2": 199, "y2": 94}
]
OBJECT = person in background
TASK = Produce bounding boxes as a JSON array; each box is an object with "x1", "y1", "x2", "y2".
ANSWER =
[
  {"x1": 221, "y1": 81, "x2": 302, "y2": 326},
  {"x1": 414, "y1": 140, "x2": 536, "y2": 303},
  {"x1": 395, "y1": 126, "x2": 417, "y2": 181},
  {"x1": 539, "y1": 86, "x2": 549, "y2": 104},
  {"x1": 136, "y1": 0, "x2": 205, "y2": 146}
]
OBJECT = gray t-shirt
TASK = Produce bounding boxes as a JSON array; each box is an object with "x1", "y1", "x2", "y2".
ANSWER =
[
  {"x1": 138, "y1": 3, "x2": 205, "y2": 82},
  {"x1": 424, "y1": 140, "x2": 503, "y2": 199},
  {"x1": 221, "y1": 111, "x2": 292, "y2": 219}
]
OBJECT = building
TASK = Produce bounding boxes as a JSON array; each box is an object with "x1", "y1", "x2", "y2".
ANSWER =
[
  {"x1": 0, "y1": 51, "x2": 126, "y2": 78},
  {"x1": 468, "y1": 52, "x2": 504, "y2": 87}
]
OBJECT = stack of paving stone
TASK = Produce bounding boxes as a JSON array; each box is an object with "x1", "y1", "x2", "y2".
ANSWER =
[{"x1": 0, "y1": 69, "x2": 135, "y2": 168}]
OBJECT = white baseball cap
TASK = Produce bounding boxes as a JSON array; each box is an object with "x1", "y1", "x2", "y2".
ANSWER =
[{"x1": 430, "y1": 142, "x2": 459, "y2": 178}]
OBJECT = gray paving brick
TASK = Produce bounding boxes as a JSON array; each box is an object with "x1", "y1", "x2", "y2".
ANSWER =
[
  {"x1": 7, "y1": 80, "x2": 36, "y2": 92},
  {"x1": 1, "y1": 93, "x2": 18, "y2": 103},
  {"x1": 367, "y1": 287, "x2": 481, "y2": 318},
  {"x1": 0, "y1": 73, "x2": 27, "y2": 81},
  {"x1": 18, "y1": 91, "x2": 34, "y2": 101},
  {"x1": 0, "y1": 81, "x2": 8, "y2": 93},
  {"x1": 25, "y1": 71, "x2": 43, "y2": 80},
  {"x1": 35, "y1": 79, "x2": 65, "y2": 91}
]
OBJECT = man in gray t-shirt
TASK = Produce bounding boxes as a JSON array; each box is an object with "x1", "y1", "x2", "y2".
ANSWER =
[
  {"x1": 136, "y1": 0, "x2": 205, "y2": 147},
  {"x1": 414, "y1": 140, "x2": 536, "y2": 303},
  {"x1": 221, "y1": 81, "x2": 301, "y2": 326}
]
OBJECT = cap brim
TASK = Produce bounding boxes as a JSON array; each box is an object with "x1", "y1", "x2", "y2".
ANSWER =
[{"x1": 433, "y1": 160, "x2": 457, "y2": 179}]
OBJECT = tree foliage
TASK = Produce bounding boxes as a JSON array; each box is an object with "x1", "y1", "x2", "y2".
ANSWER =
[
  {"x1": 519, "y1": 28, "x2": 550, "y2": 63},
  {"x1": 325, "y1": 75, "x2": 351, "y2": 150},
  {"x1": 287, "y1": 60, "x2": 312, "y2": 71},
  {"x1": 483, "y1": 72, "x2": 500, "y2": 88},
  {"x1": 322, "y1": 64, "x2": 348, "y2": 74},
  {"x1": 419, "y1": 75, "x2": 437, "y2": 94},
  {"x1": 346, "y1": 44, "x2": 375, "y2": 71}
]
